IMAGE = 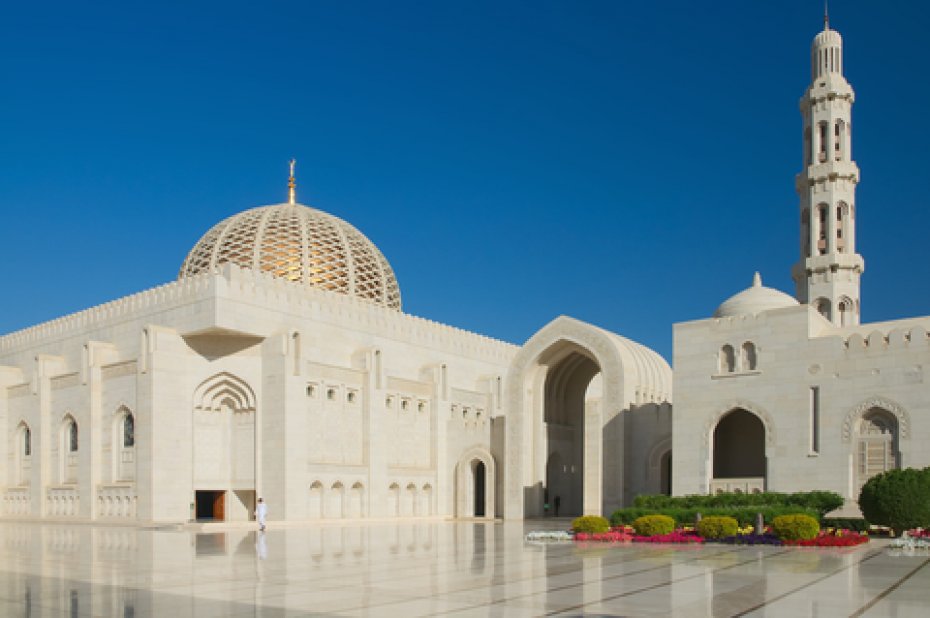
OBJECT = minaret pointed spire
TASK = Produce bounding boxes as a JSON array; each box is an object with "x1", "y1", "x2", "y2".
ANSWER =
[
  {"x1": 824, "y1": 0, "x2": 829, "y2": 30},
  {"x1": 288, "y1": 159, "x2": 297, "y2": 205}
]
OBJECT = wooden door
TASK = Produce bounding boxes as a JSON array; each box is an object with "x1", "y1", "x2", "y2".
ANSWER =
[{"x1": 213, "y1": 491, "x2": 225, "y2": 521}]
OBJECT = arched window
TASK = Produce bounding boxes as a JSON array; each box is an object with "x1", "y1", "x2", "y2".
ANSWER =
[
  {"x1": 856, "y1": 409, "x2": 899, "y2": 493},
  {"x1": 834, "y1": 120, "x2": 843, "y2": 160},
  {"x1": 741, "y1": 342, "x2": 757, "y2": 371},
  {"x1": 24, "y1": 427, "x2": 31, "y2": 457},
  {"x1": 817, "y1": 204, "x2": 828, "y2": 254},
  {"x1": 838, "y1": 297, "x2": 853, "y2": 327},
  {"x1": 123, "y1": 414, "x2": 135, "y2": 448},
  {"x1": 68, "y1": 420, "x2": 79, "y2": 452},
  {"x1": 801, "y1": 207, "x2": 811, "y2": 257},
  {"x1": 719, "y1": 345, "x2": 736, "y2": 373},
  {"x1": 818, "y1": 122, "x2": 828, "y2": 162},
  {"x1": 814, "y1": 298, "x2": 831, "y2": 321}
]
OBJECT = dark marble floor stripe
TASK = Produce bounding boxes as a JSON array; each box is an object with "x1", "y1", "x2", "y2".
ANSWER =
[
  {"x1": 730, "y1": 547, "x2": 883, "y2": 617},
  {"x1": 848, "y1": 556, "x2": 930, "y2": 618}
]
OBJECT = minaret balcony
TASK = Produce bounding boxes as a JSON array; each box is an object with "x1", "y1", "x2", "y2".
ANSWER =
[
  {"x1": 801, "y1": 160, "x2": 860, "y2": 184},
  {"x1": 804, "y1": 253, "x2": 865, "y2": 273}
]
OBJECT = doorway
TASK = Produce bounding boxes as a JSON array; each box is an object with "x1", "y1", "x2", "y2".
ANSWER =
[
  {"x1": 474, "y1": 461, "x2": 486, "y2": 517},
  {"x1": 195, "y1": 490, "x2": 226, "y2": 520}
]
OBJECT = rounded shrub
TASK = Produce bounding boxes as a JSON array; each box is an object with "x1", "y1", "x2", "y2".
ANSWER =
[
  {"x1": 859, "y1": 467, "x2": 930, "y2": 533},
  {"x1": 772, "y1": 514, "x2": 820, "y2": 541},
  {"x1": 696, "y1": 515, "x2": 739, "y2": 539},
  {"x1": 571, "y1": 515, "x2": 610, "y2": 534},
  {"x1": 632, "y1": 514, "x2": 675, "y2": 536}
]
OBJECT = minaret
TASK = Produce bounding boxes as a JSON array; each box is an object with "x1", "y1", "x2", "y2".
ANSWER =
[{"x1": 791, "y1": 13, "x2": 864, "y2": 326}]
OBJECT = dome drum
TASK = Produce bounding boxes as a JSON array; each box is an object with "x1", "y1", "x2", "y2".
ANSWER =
[{"x1": 180, "y1": 203, "x2": 401, "y2": 310}]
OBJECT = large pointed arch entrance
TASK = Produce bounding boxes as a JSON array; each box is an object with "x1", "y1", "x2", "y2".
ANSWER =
[{"x1": 504, "y1": 316, "x2": 673, "y2": 519}]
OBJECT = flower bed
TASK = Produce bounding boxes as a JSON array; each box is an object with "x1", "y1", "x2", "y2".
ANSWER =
[
  {"x1": 783, "y1": 529, "x2": 869, "y2": 547},
  {"x1": 574, "y1": 529, "x2": 635, "y2": 542},
  {"x1": 889, "y1": 529, "x2": 930, "y2": 552},
  {"x1": 632, "y1": 530, "x2": 704, "y2": 544},
  {"x1": 717, "y1": 533, "x2": 782, "y2": 545},
  {"x1": 528, "y1": 524, "x2": 870, "y2": 547},
  {"x1": 525, "y1": 530, "x2": 573, "y2": 542}
]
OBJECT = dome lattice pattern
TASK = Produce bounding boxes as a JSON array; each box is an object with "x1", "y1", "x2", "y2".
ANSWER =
[{"x1": 180, "y1": 203, "x2": 401, "y2": 310}]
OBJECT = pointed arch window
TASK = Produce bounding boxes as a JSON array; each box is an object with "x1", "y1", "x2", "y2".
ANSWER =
[
  {"x1": 68, "y1": 420, "x2": 79, "y2": 452},
  {"x1": 123, "y1": 414, "x2": 135, "y2": 448},
  {"x1": 24, "y1": 427, "x2": 32, "y2": 457}
]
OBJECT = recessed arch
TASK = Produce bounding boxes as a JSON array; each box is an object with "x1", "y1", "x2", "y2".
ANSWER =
[
  {"x1": 455, "y1": 446, "x2": 495, "y2": 519},
  {"x1": 505, "y1": 316, "x2": 672, "y2": 519},
  {"x1": 193, "y1": 372, "x2": 256, "y2": 412},
  {"x1": 842, "y1": 397, "x2": 911, "y2": 442}
]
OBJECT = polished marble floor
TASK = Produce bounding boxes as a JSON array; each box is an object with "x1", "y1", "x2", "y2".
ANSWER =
[{"x1": 0, "y1": 519, "x2": 927, "y2": 617}]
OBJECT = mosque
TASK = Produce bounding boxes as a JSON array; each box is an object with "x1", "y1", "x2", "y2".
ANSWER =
[{"x1": 1, "y1": 19, "x2": 927, "y2": 524}]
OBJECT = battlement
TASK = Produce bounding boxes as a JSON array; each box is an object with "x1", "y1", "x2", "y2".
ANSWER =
[{"x1": 0, "y1": 264, "x2": 517, "y2": 362}]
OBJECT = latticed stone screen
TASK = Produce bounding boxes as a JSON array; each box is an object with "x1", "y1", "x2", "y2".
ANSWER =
[{"x1": 179, "y1": 203, "x2": 401, "y2": 310}]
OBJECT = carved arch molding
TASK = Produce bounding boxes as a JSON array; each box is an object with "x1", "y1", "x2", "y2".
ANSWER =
[{"x1": 841, "y1": 396, "x2": 911, "y2": 442}]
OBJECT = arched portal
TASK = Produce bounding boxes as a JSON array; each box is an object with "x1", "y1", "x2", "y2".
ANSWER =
[
  {"x1": 455, "y1": 448, "x2": 495, "y2": 519},
  {"x1": 660, "y1": 451, "x2": 672, "y2": 496},
  {"x1": 192, "y1": 372, "x2": 257, "y2": 521},
  {"x1": 542, "y1": 350, "x2": 599, "y2": 517},
  {"x1": 712, "y1": 408, "x2": 766, "y2": 493},
  {"x1": 504, "y1": 316, "x2": 673, "y2": 519}
]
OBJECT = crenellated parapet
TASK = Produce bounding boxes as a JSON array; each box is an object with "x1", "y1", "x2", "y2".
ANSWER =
[{"x1": 0, "y1": 264, "x2": 517, "y2": 362}]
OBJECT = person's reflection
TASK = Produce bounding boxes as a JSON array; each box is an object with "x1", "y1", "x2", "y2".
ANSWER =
[{"x1": 256, "y1": 530, "x2": 268, "y2": 560}]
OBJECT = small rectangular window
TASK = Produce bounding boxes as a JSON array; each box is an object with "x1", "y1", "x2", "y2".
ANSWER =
[{"x1": 810, "y1": 386, "x2": 820, "y2": 454}]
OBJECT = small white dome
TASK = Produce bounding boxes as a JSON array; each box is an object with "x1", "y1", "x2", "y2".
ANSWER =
[
  {"x1": 713, "y1": 273, "x2": 799, "y2": 318},
  {"x1": 812, "y1": 27, "x2": 842, "y2": 49},
  {"x1": 180, "y1": 202, "x2": 401, "y2": 310}
]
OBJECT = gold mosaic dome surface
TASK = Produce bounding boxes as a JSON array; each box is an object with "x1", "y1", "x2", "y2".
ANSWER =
[{"x1": 179, "y1": 203, "x2": 401, "y2": 310}]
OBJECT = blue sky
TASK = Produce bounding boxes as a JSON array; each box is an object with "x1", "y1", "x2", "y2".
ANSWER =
[{"x1": 1, "y1": 0, "x2": 928, "y2": 362}]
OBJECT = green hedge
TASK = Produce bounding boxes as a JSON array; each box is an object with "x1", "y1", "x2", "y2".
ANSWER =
[
  {"x1": 859, "y1": 467, "x2": 930, "y2": 533},
  {"x1": 821, "y1": 517, "x2": 869, "y2": 532},
  {"x1": 610, "y1": 505, "x2": 820, "y2": 527},
  {"x1": 631, "y1": 491, "x2": 842, "y2": 518}
]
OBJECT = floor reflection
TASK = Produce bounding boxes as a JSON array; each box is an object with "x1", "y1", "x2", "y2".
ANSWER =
[{"x1": 0, "y1": 520, "x2": 925, "y2": 617}]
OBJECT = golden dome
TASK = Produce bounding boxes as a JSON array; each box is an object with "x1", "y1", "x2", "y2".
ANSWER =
[{"x1": 179, "y1": 203, "x2": 401, "y2": 310}]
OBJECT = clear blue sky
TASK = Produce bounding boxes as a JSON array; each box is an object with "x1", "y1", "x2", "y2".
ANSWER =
[{"x1": 1, "y1": 1, "x2": 928, "y2": 362}]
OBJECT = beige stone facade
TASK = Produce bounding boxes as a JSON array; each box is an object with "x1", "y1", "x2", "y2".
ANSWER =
[{"x1": 1, "y1": 19, "x2": 926, "y2": 524}]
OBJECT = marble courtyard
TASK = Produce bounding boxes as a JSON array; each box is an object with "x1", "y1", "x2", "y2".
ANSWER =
[{"x1": 0, "y1": 519, "x2": 927, "y2": 617}]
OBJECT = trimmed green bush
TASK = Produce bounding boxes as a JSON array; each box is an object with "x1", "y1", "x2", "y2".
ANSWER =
[
  {"x1": 772, "y1": 514, "x2": 820, "y2": 541},
  {"x1": 859, "y1": 467, "x2": 930, "y2": 533},
  {"x1": 631, "y1": 491, "x2": 843, "y2": 518},
  {"x1": 696, "y1": 516, "x2": 739, "y2": 539},
  {"x1": 821, "y1": 517, "x2": 869, "y2": 532},
  {"x1": 610, "y1": 505, "x2": 819, "y2": 528},
  {"x1": 632, "y1": 514, "x2": 675, "y2": 536},
  {"x1": 571, "y1": 515, "x2": 610, "y2": 534}
]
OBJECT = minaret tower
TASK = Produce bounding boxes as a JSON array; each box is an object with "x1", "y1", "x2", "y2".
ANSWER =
[{"x1": 791, "y1": 12, "x2": 864, "y2": 326}]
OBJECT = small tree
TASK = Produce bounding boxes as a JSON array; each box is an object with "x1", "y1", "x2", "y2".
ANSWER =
[{"x1": 859, "y1": 467, "x2": 930, "y2": 533}]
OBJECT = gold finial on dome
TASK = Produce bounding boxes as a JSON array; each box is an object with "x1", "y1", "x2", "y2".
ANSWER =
[{"x1": 288, "y1": 159, "x2": 297, "y2": 205}]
